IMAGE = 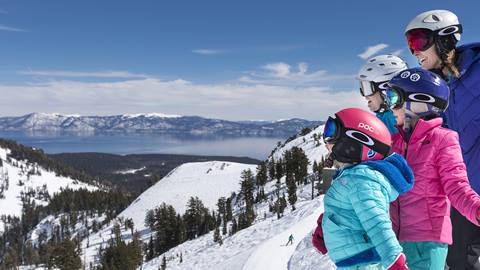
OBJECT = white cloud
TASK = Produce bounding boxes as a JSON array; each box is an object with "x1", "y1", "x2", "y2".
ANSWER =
[
  {"x1": 19, "y1": 70, "x2": 149, "y2": 79},
  {"x1": 391, "y1": 49, "x2": 405, "y2": 57},
  {"x1": 0, "y1": 73, "x2": 365, "y2": 121},
  {"x1": 262, "y1": 62, "x2": 291, "y2": 78},
  {"x1": 192, "y1": 49, "x2": 226, "y2": 55},
  {"x1": 358, "y1": 43, "x2": 389, "y2": 60},
  {"x1": 241, "y1": 62, "x2": 354, "y2": 86},
  {"x1": 0, "y1": 25, "x2": 26, "y2": 32}
]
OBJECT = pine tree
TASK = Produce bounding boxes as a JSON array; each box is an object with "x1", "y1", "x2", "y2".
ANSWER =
[
  {"x1": 286, "y1": 172, "x2": 297, "y2": 211},
  {"x1": 161, "y1": 256, "x2": 167, "y2": 270},
  {"x1": 268, "y1": 158, "x2": 276, "y2": 181},
  {"x1": 146, "y1": 235, "x2": 155, "y2": 261},
  {"x1": 49, "y1": 239, "x2": 82, "y2": 270},
  {"x1": 213, "y1": 226, "x2": 221, "y2": 243},
  {"x1": 225, "y1": 198, "x2": 233, "y2": 222},
  {"x1": 256, "y1": 161, "x2": 268, "y2": 188},
  {"x1": 275, "y1": 159, "x2": 284, "y2": 183},
  {"x1": 240, "y1": 169, "x2": 256, "y2": 226},
  {"x1": 24, "y1": 241, "x2": 39, "y2": 266}
]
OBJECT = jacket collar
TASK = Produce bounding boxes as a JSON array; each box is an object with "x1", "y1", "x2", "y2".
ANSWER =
[
  {"x1": 453, "y1": 42, "x2": 480, "y2": 81},
  {"x1": 397, "y1": 117, "x2": 442, "y2": 144}
]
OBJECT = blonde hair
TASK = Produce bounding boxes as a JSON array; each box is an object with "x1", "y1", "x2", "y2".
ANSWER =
[{"x1": 445, "y1": 50, "x2": 460, "y2": 78}]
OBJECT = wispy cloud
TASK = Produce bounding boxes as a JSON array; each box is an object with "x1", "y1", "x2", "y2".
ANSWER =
[
  {"x1": 192, "y1": 49, "x2": 226, "y2": 55},
  {"x1": 391, "y1": 49, "x2": 405, "y2": 57},
  {"x1": 358, "y1": 43, "x2": 389, "y2": 60},
  {"x1": 238, "y1": 62, "x2": 354, "y2": 86},
  {"x1": 19, "y1": 70, "x2": 149, "y2": 79},
  {"x1": 0, "y1": 24, "x2": 26, "y2": 32}
]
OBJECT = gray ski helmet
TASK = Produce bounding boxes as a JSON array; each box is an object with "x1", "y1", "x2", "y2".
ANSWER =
[
  {"x1": 405, "y1": 10, "x2": 462, "y2": 42},
  {"x1": 357, "y1": 55, "x2": 408, "y2": 97}
]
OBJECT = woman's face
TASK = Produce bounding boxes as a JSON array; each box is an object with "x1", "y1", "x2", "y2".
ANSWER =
[
  {"x1": 392, "y1": 107, "x2": 405, "y2": 126},
  {"x1": 365, "y1": 92, "x2": 383, "y2": 112},
  {"x1": 413, "y1": 45, "x2": 442, "y2": 70}
]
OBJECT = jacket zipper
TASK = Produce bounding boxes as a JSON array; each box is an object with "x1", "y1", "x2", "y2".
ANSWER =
[{"x1": 397, "y1": 141, "x2": 408, "y2": 238}]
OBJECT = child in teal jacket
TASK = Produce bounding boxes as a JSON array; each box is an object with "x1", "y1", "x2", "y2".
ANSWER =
[{"x1": 312, "y1": 108, "x2": 414, "y2": 270}]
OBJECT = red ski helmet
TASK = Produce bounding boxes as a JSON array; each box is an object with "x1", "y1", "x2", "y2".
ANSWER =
[{"x1": 323, "y1": 108, "x2": 391, "y2": 163}]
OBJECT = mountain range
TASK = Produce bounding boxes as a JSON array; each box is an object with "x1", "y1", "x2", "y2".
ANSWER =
[{"x1": 0, "y1": 113, "x2": 323, "y2": 137}]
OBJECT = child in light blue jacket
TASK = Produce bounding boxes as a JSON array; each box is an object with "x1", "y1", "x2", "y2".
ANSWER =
[{"x1": 312, "y1": 108, "x2": 414, "y2": 270}]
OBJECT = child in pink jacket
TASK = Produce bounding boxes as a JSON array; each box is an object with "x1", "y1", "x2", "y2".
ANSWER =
[{"x1": 386, "y1": 68, "x2": 480, "y2": 269}]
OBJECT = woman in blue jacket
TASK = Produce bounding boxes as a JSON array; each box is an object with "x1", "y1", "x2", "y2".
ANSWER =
[
  {"x1": 312, "y1": 108, "x2": 414, "y2": 270},
  {"x1": 404, "y1": 9, "x2": 480, "y2": 269}
]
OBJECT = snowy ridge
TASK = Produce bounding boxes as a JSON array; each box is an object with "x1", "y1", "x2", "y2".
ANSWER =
[
  {"x1": 119, "y1": 161, "x2": 257, "y2": 230},
  {"x1": 0, "y1": 146, "x2": 98, "y2": 232},
  {"x1": 270, "y1": 125, "x2": 328, "y2": 171}
]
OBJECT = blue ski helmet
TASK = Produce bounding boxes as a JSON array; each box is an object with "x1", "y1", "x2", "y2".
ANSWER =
[{"x1": 386, "y1": 67, "x2": 449, "y2": 113}]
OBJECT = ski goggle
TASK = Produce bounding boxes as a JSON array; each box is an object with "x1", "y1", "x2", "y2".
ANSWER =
[
  {"x1": 385, "y1": 87, "x2": 405, "y2": 110},
  {"x1": 385, "y1": 86, "x2": 448, "y2": 111},
  {"x1": 406, "y1": 25, "x2": 462, "y2": 54},
  {"x1": 359, "y1": 80, "x2": 389, "y2": 97},
  {"x1": 406, "y1": 29, "x2": 435, "y2": 53},
  {"x1": 323, "y1": 116, "x2": 340, "y2": 144}
]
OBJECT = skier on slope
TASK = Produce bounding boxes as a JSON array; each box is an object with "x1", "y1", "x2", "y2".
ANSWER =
[
  {"x1": 312, "y1": 108, "x2": 414, "y2": 270},
  {"x1": 403, "y1": 10, "x2": 480, "y2": 269},
  {"x1": 286, "y1": 234, "x2": 294, "y2": 246},
  {"x1": 357, "y1": 54, "x2": 408, "y2": 135}
]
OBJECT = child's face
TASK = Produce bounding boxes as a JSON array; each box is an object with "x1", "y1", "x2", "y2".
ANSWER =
[
  {"x1": 365, "y1": 92, "x2": 383, "y2": 112},
  {"x1": 326, "y1": 142, "x2": 334, "y2": 153},
  {"x1": 392, "y1": 107, "x2": 405, "y2": 126}
]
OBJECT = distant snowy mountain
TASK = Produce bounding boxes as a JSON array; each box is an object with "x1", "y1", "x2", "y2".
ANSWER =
[
  {"x1": 0, "y1": 113, "x2": 323, "y2": 137},
  {"x1": 0, "y1": 145, "x2": 98, "y2": 233}
]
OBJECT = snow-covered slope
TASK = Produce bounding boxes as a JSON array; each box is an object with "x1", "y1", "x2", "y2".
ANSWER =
[
  {"x1": 270, "y1": 124, "x2": 328, "y2": 171},
  {"x1": 81, "y1": 161, "x2": 258, "y2": 267},
  {"x1": 119, "y1": 161, "x2": 257, "y2": 230},
  {"x1": 139, "y1": 188, "x2": 335, "y2": 270},
  {"x1": 0, "y1": 146, "x2": 97, "y2": 232}
]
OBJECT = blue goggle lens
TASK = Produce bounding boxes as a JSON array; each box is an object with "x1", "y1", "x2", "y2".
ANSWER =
[
  {"x1": 386, "y1": 88, "x2": 403, "y2": 109},
  {"x1": 323, "y1": 117, "x2": 338, "y2": 143}
]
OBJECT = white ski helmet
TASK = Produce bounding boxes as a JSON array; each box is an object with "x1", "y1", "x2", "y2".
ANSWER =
[
  {"x1": 357, "y1": 54, "x2": 408, "y2": 97},
  {"x1": 405, "y1": 10, "x2": 462, "y2": 42}
]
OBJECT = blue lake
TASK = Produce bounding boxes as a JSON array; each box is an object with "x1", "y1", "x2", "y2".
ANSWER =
[{"x1": 0, "y1": 132, "x2": 285, "y2": 160}]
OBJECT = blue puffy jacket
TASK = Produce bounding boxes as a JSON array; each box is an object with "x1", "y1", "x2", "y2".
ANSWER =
[
  {"x1": 322, "y1": 153, "x2": 414, "y2": 269},
  {"x1": 444, "y1": 42, "x2": 480, "y2": 193},
  {"x1": 376, "y1": 110, "x2": 398, "y2": 135}
]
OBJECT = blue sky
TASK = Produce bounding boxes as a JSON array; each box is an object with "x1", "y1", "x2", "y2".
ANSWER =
[{"x1": 0, "y1": 1, "x2": 479, "y2": 120}]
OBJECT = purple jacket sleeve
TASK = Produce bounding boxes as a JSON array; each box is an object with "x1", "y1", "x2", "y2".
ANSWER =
[{"x1": 436, "y1": 130, "x2": 480, "y2": 226}]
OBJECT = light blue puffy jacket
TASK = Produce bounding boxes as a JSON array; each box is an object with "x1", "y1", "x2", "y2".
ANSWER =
[{"x1": 322, "y1": 153, "x2": 414, "y2": 269}]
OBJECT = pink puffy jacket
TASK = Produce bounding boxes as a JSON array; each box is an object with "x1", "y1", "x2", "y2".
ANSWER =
[{"x1": 390, "y1": 117, "x2": 480, "y2": 244}]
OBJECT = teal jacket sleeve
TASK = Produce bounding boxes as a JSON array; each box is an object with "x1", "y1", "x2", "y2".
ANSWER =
[{"x1": 349, "y1": 177, "x2": 403, "y2": 268}]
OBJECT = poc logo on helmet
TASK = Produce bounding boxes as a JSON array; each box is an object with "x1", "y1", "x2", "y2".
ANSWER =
[
  {"x1": 367, "y1": 149, "x2": 376, "y2": 159},
  {"x1": 358, "y1": 122, "x2": 374, "y2": 132}
]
